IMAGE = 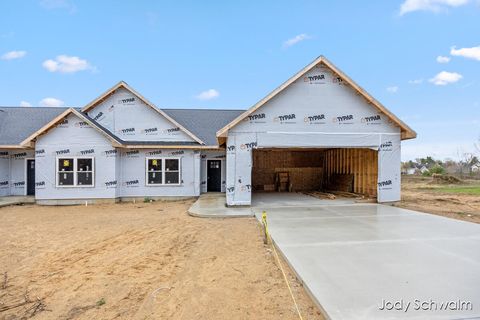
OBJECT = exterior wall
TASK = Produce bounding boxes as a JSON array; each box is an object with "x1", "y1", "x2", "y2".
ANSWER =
[
  {"x1": 377, "y1": 135, "x2": 401, "y2": 202},
  {"x1": 115, "y1": 147, "x2": 122, "y2": 198},
  {"x1": 0, "y1": 150, "x2": 9, "y2": 196},
  {"x1": 10, "y1": 150, "x2": 35, "y2": 196},
  {"x1": 226, "y1": 134, "x2": 255, "y2": 205},
  {"x1": 0, "y1": 149, "x2": 35, "y2": 196},
  {"x1": 33, "y1": 114, "x2": 201, "y2": 201},
  {"x1": 226, "y1": 64, "x2": 402, "y2": 205},
  {"x1": 35, "y1": 113, "x2": 117, "y2": 200},
  {"x1": 118, "y1": 148, "x2": 200, "y2": 197},
  {"x1": 86, "y1": 87, "x2": 194, "y2": 142},
  {"x1": 200, "y1": 150, "x2": 226, "y2": 193}
]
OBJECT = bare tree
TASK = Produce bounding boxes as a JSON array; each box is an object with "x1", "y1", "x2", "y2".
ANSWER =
[{"x1": 475, "y1": 134, "x2": 480, "y2": 154}]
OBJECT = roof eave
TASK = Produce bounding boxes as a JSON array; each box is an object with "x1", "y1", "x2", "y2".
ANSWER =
[
  {"x1": 401, "y1": 130, "x2": 417, "y2": 140},
  {"x1": 0, "y1": 145, "x2": 31, "y2": 149},
  {"x1": 120, "y1": 144, "x2": 221, "y2": 149}
]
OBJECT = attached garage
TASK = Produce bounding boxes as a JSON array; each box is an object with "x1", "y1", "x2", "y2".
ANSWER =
[
  {"x1": 252, "y1": 148, "x2": 378, "y2": 197},
  {"x1": 217, "y1": 56, "x2": 416, "y2": 206}
]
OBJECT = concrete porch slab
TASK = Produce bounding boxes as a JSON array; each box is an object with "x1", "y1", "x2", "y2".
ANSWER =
[
  {"x1": 188, "y1": 193, "x2": 253, "y2": 218},
  {"x1": 0, "y1": 196, "x2": 35, "y2": 208}
]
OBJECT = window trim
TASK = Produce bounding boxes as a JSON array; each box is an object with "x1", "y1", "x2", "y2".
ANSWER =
[
  {"x1": 145, "y1": 157, "x2": 181, "y2": 186},
  {"x1": 56, "y1": 156, "x2": 95, "y2": 188}
]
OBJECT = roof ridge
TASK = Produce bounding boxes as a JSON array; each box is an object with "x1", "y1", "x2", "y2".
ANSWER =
[
  {"x1": 0, "y1": 106, "x2": 246, "y2": 112},
  {"x1": 163, "y1": 108, "x2": 246, "y2": 111},
  {"x1": 0, "y1": 106, "x2": 75, "y2": 109}
]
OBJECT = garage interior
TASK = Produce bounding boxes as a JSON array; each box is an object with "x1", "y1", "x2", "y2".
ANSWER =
[{"x1": 252, "y1": 148, "x2": 378, "y2": 197}]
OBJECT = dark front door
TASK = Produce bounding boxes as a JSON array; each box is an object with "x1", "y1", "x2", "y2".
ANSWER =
[
  {"x1": 207, "y1": 160, "x2": 221, "y2": 192},
  {"x1": 26, "y1": 159, "x2": 35, "y2": 196}
]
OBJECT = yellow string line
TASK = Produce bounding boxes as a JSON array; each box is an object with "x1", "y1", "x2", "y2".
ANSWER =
[{"x1": 262, "y1": 211, "x2": 304, "y2": 320}]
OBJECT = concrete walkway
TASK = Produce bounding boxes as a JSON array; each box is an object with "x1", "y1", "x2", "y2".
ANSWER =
[
  {"x1": 0, "y1": 196, "x2": 35, "y2": 208},
  {"x1": 188, "y1": 192, "x2": 351, "y2": 218},
  {"x1": 252, "y1": 192, "x2": 356, "y2": 208},
  {"x1": 253, "y1": 203, "x2": 480, "y2": 320},
  {"x1": 188, "y1": 193, "x2": 253, "y2": 218},
  {"x1": 188, "y1": 191, "x2": 358, "y2": 218}
]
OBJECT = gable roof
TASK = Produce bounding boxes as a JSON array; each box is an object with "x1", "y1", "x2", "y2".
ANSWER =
[
  {"x1": 216, "y1": 56, "x2": 417, "y2": 142},
  {"x1": 3, "y1": 106, "x2": 242, "y2": 149},
  {"x1": 80, "y1": 112, "x2": 206, "y2": 148},
  {"x1": 0, "y1": 107, "x2": 70, "y2": 148},
  {"x1": 81, "y1": 81, "x2": 205, "y2": 145},
  {"x1": 20, "y1": 108, "x2": 124, "y2": 147},
  {"x1": 2, "y1": 57, "x2": 416, "y2": 149}
]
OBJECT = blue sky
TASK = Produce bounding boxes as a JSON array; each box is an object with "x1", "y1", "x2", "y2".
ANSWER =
[{"x1": 1, "y1": 0, "x2": 479, "y2": 161}]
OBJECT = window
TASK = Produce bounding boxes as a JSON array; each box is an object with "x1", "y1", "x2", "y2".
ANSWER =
[
  {"x1": 58, "y1": 158, "x2": 74, "y2": 186},
  {"x1": 146, "y1": 158, "x2": 181, "y2": 185},
  {"x1": 165, "y1": 159, "x2": 179, "y2": 184},
  {"x1": 147, "y1": 158, "x2": 163, "y2": 185},
  {"x1": 57, "y1": 157, "x2": 94, "y2": 187},
  {"x1": 77, "y1": 158, "x2": 93, "y2": 186}
]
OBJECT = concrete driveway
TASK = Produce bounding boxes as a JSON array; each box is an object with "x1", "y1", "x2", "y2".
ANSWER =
[{"x1": 252, "y1": 193, "x2": 480, "y2": 320}]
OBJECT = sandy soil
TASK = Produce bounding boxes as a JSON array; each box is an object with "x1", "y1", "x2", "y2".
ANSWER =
[
  {"x1": 394, "y1": 177, "x2": 480, "y2": 224},
  {"x1": 0, "y1": 200, "x2": 323, "y2": 320}
]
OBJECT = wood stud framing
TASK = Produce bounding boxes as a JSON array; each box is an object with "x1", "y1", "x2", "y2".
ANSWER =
[
  {"x1": 251, "y1": 148, "x2": 378, "y2": 197},
  {"x1": 323, "y1": 148, "x2": 378, "y2": 197}
]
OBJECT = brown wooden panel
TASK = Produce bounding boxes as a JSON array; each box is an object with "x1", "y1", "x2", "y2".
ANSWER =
[{"x1": 252, "y1": 148, "x2": 377, "y2": 197}]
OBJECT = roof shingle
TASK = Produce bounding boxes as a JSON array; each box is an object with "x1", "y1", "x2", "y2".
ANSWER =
[
  {"x1": 0, "y1": 107, "x2": 245, "y2": 147},
  {"x1": 163, "y1": 109, "x2": 244, "y2": 145},
  {"x1": 0, "y1": 107, "x2": 70, "y2": 145}
]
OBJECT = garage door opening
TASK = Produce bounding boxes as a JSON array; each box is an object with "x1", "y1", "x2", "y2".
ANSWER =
[{"x1": 252, "y1": 148, "x2": 378, "y2": 198}]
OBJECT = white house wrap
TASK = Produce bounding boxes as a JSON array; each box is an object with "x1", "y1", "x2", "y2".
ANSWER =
[
  {"x1": 0, "y1": 56, "x2": 415, "y2": 205},
  {"x1": 220, "y1": 64, "x2": 406, "y2": 205}
]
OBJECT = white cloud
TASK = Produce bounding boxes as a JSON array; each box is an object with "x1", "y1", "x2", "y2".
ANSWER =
[
  {"x1": 42, "y1": 55, "x2": 93, "y2": 73},
  {"x1": 387, "y1": 86, "x2": 399, "y2": 93},
  {"x1": 20, "y1": 101, "x2": 32, "y2": 107},
  {"x1": 1, "y1": 50, "x2": 27, "y2": 60},
  {"x1": 408, "y1": 79, "x2": 424, "y2": 84},
  {"x1": 40, "y1": 0, "x2": 76, "y2": 13},
  {"x1": 429, "y1": 71, "x2": 462, "y2": 85},
  {"x1": 399, "y1": 0, "x2": 470, "y2": 15},
  {"x1": 39, "y1": 97, "x2": 64, "y2": 107},
  {"x1": 436, "y1": 55, "x2": 450, "y2": 63},
  {"x1": 282, "y1": 34, "x2": 311, "y2": 48},
  {"x1": 450, "y1": 45, "x2": 480, "y2": 61},
  {"x1": 195, "y1": 89, "x2": 220, "y2": 101}
]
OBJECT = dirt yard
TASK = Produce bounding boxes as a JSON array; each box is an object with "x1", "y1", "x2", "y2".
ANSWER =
[
  {"x1": 0, "y1": 200, "x2": 323, "y2": 320},
  {"x1": 395, "y1": 176, "x2": 480, "y2": 224}
]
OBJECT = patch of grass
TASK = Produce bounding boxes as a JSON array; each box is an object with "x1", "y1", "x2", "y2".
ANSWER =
[
  {"x1": 433, "y1": 186, "x2": 480, "y2": 195},
  {"x1": 96, "y1": 298, "x2": 106, "y2": 307}
]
